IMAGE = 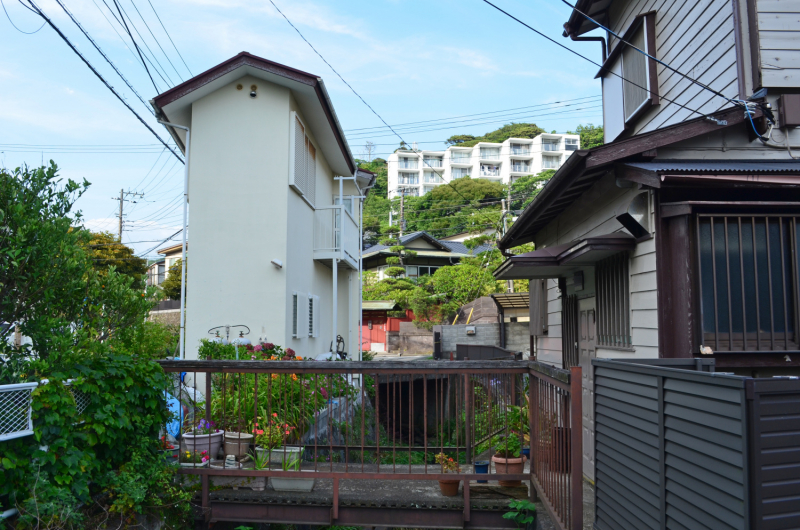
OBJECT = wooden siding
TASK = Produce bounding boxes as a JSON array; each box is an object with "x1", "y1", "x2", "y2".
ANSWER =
[
  {"x1": 534, "y1": 172, "x2": 658, "y2": 366},
  {"x1": 756, "y1": 0, "x2": 800, "y2": 88},
  {"x1": 605, "y1": 0, "x2": 739, "y2": 135}
]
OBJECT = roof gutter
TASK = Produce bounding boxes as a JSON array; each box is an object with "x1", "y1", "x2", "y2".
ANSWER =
[
  {"x1": 317, "y1": 77, "x2": 357, "y2": 175},
  {"x1": 499, "y1": 150, "x2": 590, "y2": 250}
]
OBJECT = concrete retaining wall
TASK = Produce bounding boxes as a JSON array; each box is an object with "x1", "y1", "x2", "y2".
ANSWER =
[
  {"x1": 387, "y1": 322, "x2": 434, "y2": 355},
  {"x1": 440, "y1": 322, "x2": 530, "y2": 356}
]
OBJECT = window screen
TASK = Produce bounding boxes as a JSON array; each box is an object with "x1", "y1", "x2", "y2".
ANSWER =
[
  {"x1": 697, "y1": 215, "x2": 798, "y2": 352},
  {"x1": 596, "y1": 252, "x2": 631, "y2": 348}
]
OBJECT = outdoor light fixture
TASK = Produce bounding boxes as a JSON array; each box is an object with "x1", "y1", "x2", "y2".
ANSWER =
[
  {"x1": 271, "y1": 259, "x2": 283, "y2": 268},
  {"x1": 250, "y1": 84, "x2": 258, "y2": 98}
]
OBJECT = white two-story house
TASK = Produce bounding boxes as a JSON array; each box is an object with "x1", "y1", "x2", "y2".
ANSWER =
[{"x1": 152, "y1": 52, "x2": 374, "y2": 360}]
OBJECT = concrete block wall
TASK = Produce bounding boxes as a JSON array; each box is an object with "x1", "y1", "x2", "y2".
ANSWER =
[
  {"x1": 387, "y1": 321, "x2": 434, "y2": 355},
  {"x1": 441, "y1": 322, "x2": 531, "y2": 356},
  {"x1": 504, "y1": 322, "x2": 532, "y2": 355}
]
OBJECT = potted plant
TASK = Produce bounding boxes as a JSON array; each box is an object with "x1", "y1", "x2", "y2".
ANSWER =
[
  {"x1": 224, "y1": 429, "x2": 254, "y2": 459},
  {"x1": 434, "y1": 452, "x2": 461, "y2": 497},
  {"x1": 269, "y1": 450, "x2": 315, "y2": 492},
  {"x1": 253, "y1": 412, "x2": 300, "y2": 465},
  {"x1": 180, "y1": 450, "x2": 210, "y2": 468},
  {"x1": 248, "y1": 448, "x2": 270, "y2": 491},
  {"x1": 183, "y1": 419, "x2": 224, "y2": 459},
  {"x1": 491, "y1": 433, "x2": 525, "y2": 487},
  {"x1": 159, "y1": 435, "x2": 179, "y2": 465}
]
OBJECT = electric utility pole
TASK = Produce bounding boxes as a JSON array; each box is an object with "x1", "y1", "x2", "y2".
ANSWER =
[{"x1": 113, "y1": 188, "x2": 144, "y2": 240}]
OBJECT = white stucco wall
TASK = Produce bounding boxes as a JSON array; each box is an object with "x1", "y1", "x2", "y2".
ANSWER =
[{"x1": 184, "y1": 75, "x2": 360, "y2": 359}]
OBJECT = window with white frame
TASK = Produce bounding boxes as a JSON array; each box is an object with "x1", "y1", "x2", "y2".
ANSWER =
[
  {"x1": 565, "y1": 138, "x2": 579, "y2": 151},
  {"x1": 399, "y1": 173, "x2": 419, "y2": 185},
  {"x1": 542, "y1": 156, "x2": 560, "y2": 169},
  {"x1": 452, "y1": 167, "x2": 471, "y2": 178},
  {"x1": 290, "y1": 113, "x2": 317, "y2": 206}
]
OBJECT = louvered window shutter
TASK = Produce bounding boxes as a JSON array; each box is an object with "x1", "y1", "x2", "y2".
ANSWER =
[
  {"x1": 292, "y1": 292, "x2": 299, "y2": 338},
  {"x1": 297, "y1": 293, "x2": 309, "y2": 339},
  {"x1": 291, "y1": 115, "x2": 305, "y2": 194}
]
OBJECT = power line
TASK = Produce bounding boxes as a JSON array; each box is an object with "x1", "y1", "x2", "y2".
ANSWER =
[
  {"x1": 145, "y1": 0, "x2": 191, "y2": 76},
  {"x1": 344, "y1": 95, "x2": 601, "y2": 132},
  {"x1": 345, "y1": 105, "x2": 603, "y2": 139},
  {"x1": 479, "y1": 0, "x2": 720, "y2": 123},
  {"x1": 1, "y1": 0, "x2": 43, "y2": 33},
  {"x1": 267, "y1": 0, "x2": 505, "y2": 239},
  {"x1": 52, "y1": 0, "x2": 155, "y2": 117},
  {"x1": 126, "y1": 0, "x2": 184, "y2": 82},
  {"x1": 22, "y1": 0, "x2": 185, "y2": 163},
  {"x1": 110, "y1": 0, "x2": 158, "y2": 91}
]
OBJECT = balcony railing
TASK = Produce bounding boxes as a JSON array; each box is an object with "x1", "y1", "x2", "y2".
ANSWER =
[
  {"x1": 157, "y1": 358, "x2": 582, "y2": 530},
  {"x1": 479, "y1": 150, "x2": 501, "y2": 160},
  {"x1": 542, "y1": 142, "x2": 561, "y2": 152},
  {"x1": 423, "y1": 173, "x2": 443, "y2": 184},
  {"x1": 314, "y1": 205, "x2": 359, "y2": 266},
  {"x1": 510, "y1": 146, "x2": 531, "y2": 156},
  {"x1": 450, "y1": 155, "x2": 471, "y2": 163},
  {"x1": 511, "y1": 164, "x2": 530, "y2": 173},
  {"x1": 480, "y1": 165, "x2": 500, "y2": 177},
  {"x1": 397, "y1": 159, "x2": 418, "y2": 169},
  {"x1": 422, "y1": 159, "x2": 443, "y2": 168},
  {"x1": 399, "y1": 176, "x2": 419, "y2": 185}
]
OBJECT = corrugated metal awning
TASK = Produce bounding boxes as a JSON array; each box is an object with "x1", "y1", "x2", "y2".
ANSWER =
[
  {"x1": 362, "y1": 300, "x2": 400, "y2": 311},
  {"x1": 491, "y1": 293, "x2": 530, "y2": 310},
  {"x1": 625, "y1": 160, "x2": 800, "y2": 173}
]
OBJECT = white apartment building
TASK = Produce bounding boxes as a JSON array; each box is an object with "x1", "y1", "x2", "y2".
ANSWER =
[{"x1": 387, "y1": 134, "x2": 580, "y2": 198}]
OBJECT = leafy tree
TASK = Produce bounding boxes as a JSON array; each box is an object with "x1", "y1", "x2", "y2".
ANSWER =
[
  {"x1": 83, "y1": 231, "x2": 147, "y2": 287},
  {"x1": 571, "y1": 123, "x2": 604, "y2": 149},
  {"x1": 359, "y1": 158, "x2": 390, "y2": 246},
  {"x1": 445, "y1": 123, "x2": 545, "y2": 147},
  {"x1": 161, "y1": 258, "x2": 184, "y2": 300},
  {"x1": 380, "y1": 226, "x2": 417, "y2": 277},
  {"x1": 509, "y1": 170, "x2": 556, "y2": 211}
]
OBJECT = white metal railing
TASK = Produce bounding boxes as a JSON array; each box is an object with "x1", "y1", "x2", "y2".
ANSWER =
[
  {"x1": 451, "y1": 168, "x2": 471, "y2": 178},
  {"x1": 542, "y1": 156, "x2": 561, "y2": 169},
  {"x1": 480, "y1": 149, "x2": 501, "y2": 159},
  {"x1": 0, "y1": 382, "x2": 37, "y2": 441},
  {"x1": 543, "y1": 142, "x2": 561, "y2": 151},
  {"x1": 423, "y1": 158, "x2": 443, "y2": 167},
  {"x1": 511, "y1": 163, "x2": 530, "y2": 172},
  {"x1": 398, "y1": 159, "x2": 418, "y2": 169},
  {"x1": 480, "y1": 166, "x2": 500, "y2": 177},
  {"x1": 450, "y1": 155, "x2": 471, "y2": 162},
  {"x1": 314, "y1": 206, "x2": 359, "y2": 263},
  {"x1": 399, "y1": 174, "x2": 419, "y2": 185},
  {"x1": 510, "y1": 146, "x2": 531, "y2": 155},
  {"x1": 423, "y1": 173, "x2": 443, "y2": 184}
]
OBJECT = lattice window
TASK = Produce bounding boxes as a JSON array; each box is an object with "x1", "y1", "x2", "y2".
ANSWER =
[
  {"x1": 697, "y1": 215, "x2": 799, "y2": 353},
  {"x1": 596, "y1": 252, "x2": 631, "y2": 348},
  {"x1": 0, "y1": 382, "x2": 37, "y2": 441}
]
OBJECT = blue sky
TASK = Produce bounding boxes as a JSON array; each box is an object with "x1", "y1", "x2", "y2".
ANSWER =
[{"x1": 0, "y1": 0, "x2": 603, "y2": 256}]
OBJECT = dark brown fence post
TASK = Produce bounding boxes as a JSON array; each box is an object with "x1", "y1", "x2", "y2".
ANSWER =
[
  {"x1": 203, "y1": 372, "x2": 211, "y2": 521},
  {"x1": 528, "y1": 372, "x2": 538, "y2": 502},
  {"x1": 464, "y1": 372, "x2": 472, "y2": 464},
  {"x1": 569, "y1": 366, "x2": 582, "y2": 530}
]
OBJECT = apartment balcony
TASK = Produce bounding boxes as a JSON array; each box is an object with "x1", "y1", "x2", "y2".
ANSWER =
[
  {"x1": 510, "y1": 164, "x2": 531, "y2": 174},
  {"x1": 479, "y1": 149, "x2": 501, "y2": 160},
  {"x1": 422, "y1": 158, "x2": 443, "y2": 168},
  {"x1": 423, "y1": 173, "x2": 444, "y2": 184},
  {"x1": 542, "y1": 142, "x2": 562, "y2": 152},
  {"x1": 398, "y1": 177, "x2": 419, "y2": 185},
  {"x1": 480, "y1": 166, "x2": 500, "y2": 177},
  {"x1": 313, "y1": 205, "x2": 358, "y2": 270},
  {"x1": 449, "y1": 156, "x2": 472, "y2": 166},
  {"x1": 397, "y1": 159, "x2": 418, "y2": 169}
]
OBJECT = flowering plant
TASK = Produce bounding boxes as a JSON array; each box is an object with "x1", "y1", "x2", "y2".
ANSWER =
[
  {"x1": 180, "y1": 450, "x2": 209, "y2": 464},
  {"x1": 435, "y1": 452, "x2": 460, "y2": 473},
  {"x1": 252, "y1": 410, "x2": 297, "y2": 448},
  {"x1": 187, "y1": 418, "x2": 220, "y2": 435},
  {"x1": 158, "y1": 435, "x2": 176, "y2": 450}
]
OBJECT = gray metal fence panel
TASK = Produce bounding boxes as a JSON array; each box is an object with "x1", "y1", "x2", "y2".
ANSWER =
[{"x1": 593, "y1": 360, "x2": 749, "y2": 530}]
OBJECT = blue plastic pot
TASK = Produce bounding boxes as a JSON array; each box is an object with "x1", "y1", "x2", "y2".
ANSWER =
[
  {"x1": 522, "y1": 447, "x2": 530, "y2": 459},
  {"x1": 474, "y1": 460, "x2": 490, "y2": 483}
]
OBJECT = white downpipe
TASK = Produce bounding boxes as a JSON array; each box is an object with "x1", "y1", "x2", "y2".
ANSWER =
[{"x1": 158, "y1": 120, "x2": 190, "y2": 360}]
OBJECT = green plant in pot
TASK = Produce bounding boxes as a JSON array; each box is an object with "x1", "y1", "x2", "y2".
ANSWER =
[
  {"x1": 491, "y1": 432, "x2": 525, "y2": 487},
  {"x1": 435, "y1": 452, "x2": 461, "y2": 497}
]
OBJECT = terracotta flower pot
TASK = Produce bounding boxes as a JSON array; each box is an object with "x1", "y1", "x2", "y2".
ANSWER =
[
  {"x1": 492, "y1": 454, "x2": 526, "y2": 487},
  {"x1": 438, "y1": 479, "x2": 461, "y2": 497}
]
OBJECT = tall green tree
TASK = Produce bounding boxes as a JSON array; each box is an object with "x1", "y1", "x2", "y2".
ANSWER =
[
  {"x1": 84, "y1": 231, "x2": 147, "y2": 286},
  {"x1": 509, "y1": 169, "x2": 556, "y2": 211},
  {"x1": 571, "y1": 124, "x2": 604, "y2": 149},
  {"x1": 160, "y1": 258, "x2": 184, "y2": 300},
  {"x1": 445, "y1": 123, "x2": 545, "y2": 147}
]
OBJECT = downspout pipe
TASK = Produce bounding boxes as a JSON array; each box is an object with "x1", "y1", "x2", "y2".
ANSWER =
[
  {"x1": 563, "y1": 25, "x2": 607, "y2": 63},
  {"x1": 158, "y1": 120, "x2": 190, "y2": 360}
]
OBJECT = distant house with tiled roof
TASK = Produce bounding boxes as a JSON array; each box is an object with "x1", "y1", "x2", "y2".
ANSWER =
[{"x1": 362, "y1": 231, "x2": 492, "y2": 280}]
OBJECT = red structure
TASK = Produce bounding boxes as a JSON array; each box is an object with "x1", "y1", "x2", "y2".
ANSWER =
[{"x1": 361, "y1": 301, "x2": 413, "y2": 352}]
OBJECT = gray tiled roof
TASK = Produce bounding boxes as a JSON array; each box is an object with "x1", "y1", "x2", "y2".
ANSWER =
[{"x1": 364, "y1": 231, "x2": 493, "y2": 256}]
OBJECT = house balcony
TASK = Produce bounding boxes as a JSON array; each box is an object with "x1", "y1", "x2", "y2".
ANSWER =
[
  {"x1": 313, "y1": 205, "x2": 359, "y2": 269},
  {"x1": 422, "y1": 159, "x2": 443, "y2": 168},
  {"x1": 449, "y1": 157, "x2": 472, "y2": 166},
  {"x1": 542, "y1": 143, "x2": 562, "y2": 152}
]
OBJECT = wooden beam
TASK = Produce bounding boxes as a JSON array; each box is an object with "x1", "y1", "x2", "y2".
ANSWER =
[{"x1": 615, "y1": 163, "x2": 661, "y2": 188}]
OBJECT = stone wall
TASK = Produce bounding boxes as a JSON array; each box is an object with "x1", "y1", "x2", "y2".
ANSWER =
[
  {"x1": 387, "y1": 321, "x2": 433, "y2": 355},
  {"x1": 440, "y1": 322, "x2": 531, "y2": 356},
  {"x1": 148, "y1": 309, "x2": 181, "y2": 327}
]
